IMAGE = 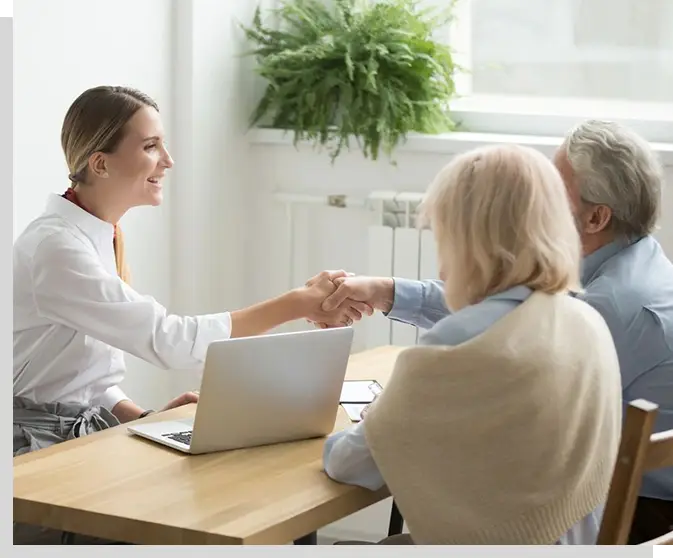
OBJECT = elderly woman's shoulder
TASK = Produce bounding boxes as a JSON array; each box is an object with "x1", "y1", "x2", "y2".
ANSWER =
[
  {"x1": 420, "y1": 293, "x2": 527, "y2": 347},
  {"x1": 554, "y1": 291, "x2": 617, "y2": 338}
]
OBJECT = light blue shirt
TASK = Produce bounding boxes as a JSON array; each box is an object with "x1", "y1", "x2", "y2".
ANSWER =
[
  {"x1": 579, "y1": 235, "x2": 673, "y2": 500},
  {"x1": 322, "y1": 285, "x2": 602, "y2": 544}
]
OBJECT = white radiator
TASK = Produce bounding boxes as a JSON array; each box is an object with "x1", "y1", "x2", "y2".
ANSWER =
[{"x1": 365, "y1": 191, "x2": 439, "y2": 349}]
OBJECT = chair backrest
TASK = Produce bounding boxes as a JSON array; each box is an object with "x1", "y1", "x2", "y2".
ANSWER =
[{"x1": 597, "y1": 399, "x2": 673, "y2": 545}]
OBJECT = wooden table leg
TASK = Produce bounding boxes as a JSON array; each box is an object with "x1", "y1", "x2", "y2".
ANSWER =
[
  {"x1": 388, "y1": 500, "x2": 404, "y2": 535},
  {"x1": 294, "y1": 531, "x2": 317, "y2": 544}
]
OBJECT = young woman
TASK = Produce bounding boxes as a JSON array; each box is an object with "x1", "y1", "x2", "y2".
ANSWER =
[
  {"x1": 13, "y1": 85, "x2": 370, "y2": 458},
  {"x1": 322, "y1": 144, "x2": 623, "y2": 545}
]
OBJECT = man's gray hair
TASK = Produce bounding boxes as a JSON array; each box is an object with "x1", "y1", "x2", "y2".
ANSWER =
[{"x1": 563, "y1": 119, "x2": 664, "y2": 237}]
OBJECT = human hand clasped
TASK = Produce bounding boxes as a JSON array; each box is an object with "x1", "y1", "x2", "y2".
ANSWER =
[
  {"x1": 295, "y1": 270, "x2": 373, "y2": 328},
  {"x1": 298, "y1": 270, "x2": 395, "y2": 329}
]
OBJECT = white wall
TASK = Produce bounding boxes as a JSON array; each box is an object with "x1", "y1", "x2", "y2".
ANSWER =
[{"x1": 13, "y1": 0, "x2": 175, "y2": 409}]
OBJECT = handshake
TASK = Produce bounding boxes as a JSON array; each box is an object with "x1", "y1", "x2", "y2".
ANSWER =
[{"x1": 297, "y1": 270, "x2": 396, "y2": 329}]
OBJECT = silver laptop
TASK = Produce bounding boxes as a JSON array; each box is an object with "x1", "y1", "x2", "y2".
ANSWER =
[{"x1": 127, "y1": 326, "x2": 354, "y2": 454}]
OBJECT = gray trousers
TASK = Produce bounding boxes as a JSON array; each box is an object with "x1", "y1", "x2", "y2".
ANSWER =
[{"x1": 13, "y1": 395, "x2": 121, "y2": 544}]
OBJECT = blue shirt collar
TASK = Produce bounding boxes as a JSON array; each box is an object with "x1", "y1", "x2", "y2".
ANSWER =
[
  {"x1": 486, "y1": 285, "x2": 532, "y2": 303},
  {"x1": 581, "y1": 236, "x2": 641, "y2": 284}
]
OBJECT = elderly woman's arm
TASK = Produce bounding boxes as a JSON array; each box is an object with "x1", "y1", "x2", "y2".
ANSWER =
[
  {"x1": 321, "y1": 275, "x2": 450, "y2": 330},
  {"x1": 322, "y1": 421, "x2": 386, "y2": 491},
  {"x1": 387, "y1": 278, "x2": 449, "y2": 329}
]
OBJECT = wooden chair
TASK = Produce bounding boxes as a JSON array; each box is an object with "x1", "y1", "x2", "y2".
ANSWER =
[{"x1": 597, "y1": 398, "x2": 673, "y2": 545}]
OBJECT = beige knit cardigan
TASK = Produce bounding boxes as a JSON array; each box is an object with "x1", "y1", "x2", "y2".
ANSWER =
[{"x1": 364, "y1": 291, "x2": 623, "y2": 545}]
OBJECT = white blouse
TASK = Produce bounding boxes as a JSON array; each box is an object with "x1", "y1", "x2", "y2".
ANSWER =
[{"x1": 13, "y1": 194, "x2": 232, "y2": 411}]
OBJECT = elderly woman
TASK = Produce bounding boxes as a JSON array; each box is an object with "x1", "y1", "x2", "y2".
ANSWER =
[{"x1": 322, "y1": 144, "x2": 623, "y2": 545}]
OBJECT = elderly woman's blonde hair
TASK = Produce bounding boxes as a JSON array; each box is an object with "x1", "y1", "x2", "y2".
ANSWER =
[{"x1": 419, "y1": 144, "x2": 582, "y2": 311}]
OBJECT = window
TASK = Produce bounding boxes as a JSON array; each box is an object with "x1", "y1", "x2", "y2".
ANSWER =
[{"x1": 444, "y1": 0, "x2": 673, "y2": 142}]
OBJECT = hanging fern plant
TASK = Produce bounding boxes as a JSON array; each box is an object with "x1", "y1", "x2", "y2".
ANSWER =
[{"x1": 242, "y1": 0, "x2": 460, "y2": 162}]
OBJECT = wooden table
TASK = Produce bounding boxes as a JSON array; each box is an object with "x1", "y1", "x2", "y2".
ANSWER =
[{"x1": 13, "y1": 345, "x2": 405, "y2": 545}]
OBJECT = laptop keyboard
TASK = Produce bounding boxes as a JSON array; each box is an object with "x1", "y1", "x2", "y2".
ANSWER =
[{"x1": 163, "y1": 430, "x2": 192, "y2": 446}]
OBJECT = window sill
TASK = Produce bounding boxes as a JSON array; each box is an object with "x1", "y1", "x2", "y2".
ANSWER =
[
  {"x1": 247, "y1": 127, "x2": 673, "y2": 166},
  {"x1": 448, "y1": 95, "x2": 673, "y2": 146}
]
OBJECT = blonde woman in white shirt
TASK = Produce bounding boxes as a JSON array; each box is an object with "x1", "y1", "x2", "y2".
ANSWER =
[{"x1": 13, "y1": 85, "x2": 370, "y2": 459}]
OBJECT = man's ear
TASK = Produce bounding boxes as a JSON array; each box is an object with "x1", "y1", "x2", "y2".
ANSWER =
[{"x1": 584, "y1": 204, "x2": 612, "y2": 234}]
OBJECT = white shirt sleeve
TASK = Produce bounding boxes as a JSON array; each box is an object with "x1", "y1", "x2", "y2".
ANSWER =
[
  {"x1": 97, "y1": 385, "x2": 130, "y2": 411},
  {"x1": 31, "y1": 231, "x2": 231, "y2": 371},
  {"x1": 322, "y1": 421, "x2": 386, "y2": 491}
]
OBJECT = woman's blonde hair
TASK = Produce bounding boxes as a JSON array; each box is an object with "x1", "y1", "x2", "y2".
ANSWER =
[
  {"x1": 418, "y1": 144, "x2": 582, "y2": 311},
  {"x1": 60, "y1": 86, "x2": 159, "y2": 284}
]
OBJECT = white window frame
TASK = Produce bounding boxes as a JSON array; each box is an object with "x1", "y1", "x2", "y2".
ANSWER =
[{"x1": 444, "y1": 0, "x2": 673, "y2": 143}]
